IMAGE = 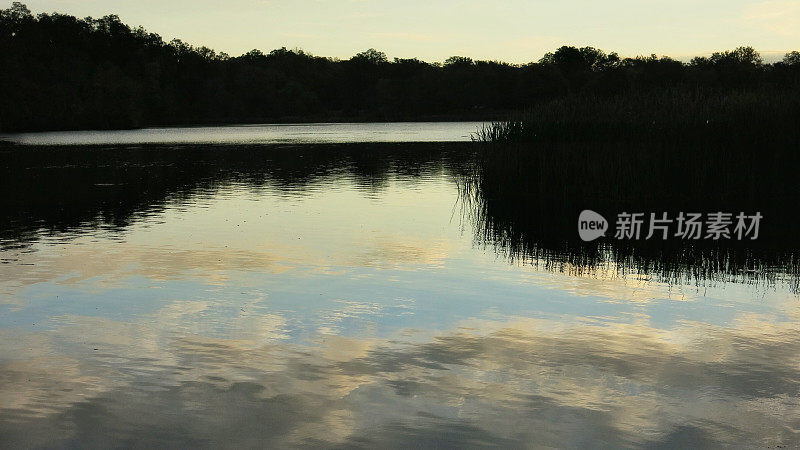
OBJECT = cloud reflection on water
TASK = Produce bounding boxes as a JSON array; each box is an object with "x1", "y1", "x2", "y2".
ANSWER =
[
  {"x1": 1, "y1": 301, "x2": 799, "y2": 447},
  {"x1": 1, "y1": 143, "x2": 799, "y2": 447}
]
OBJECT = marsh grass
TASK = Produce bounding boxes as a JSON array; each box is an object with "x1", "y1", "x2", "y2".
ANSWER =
[{"x1": 473, "y1": 90, "x2": 800, "y2": 145}]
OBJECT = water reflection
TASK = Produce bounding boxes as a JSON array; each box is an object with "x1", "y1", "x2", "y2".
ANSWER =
[
  {"x1": 1, "y1": 142, "x2": 799, "y2": 447},
  {"x1": 462, "y1": 142, "x2": 800, "y2": 293},
  {"x1": 2, "y1": 309, "x2": 799, "y2": 447},
  {"x1": 0, "y1": 122, "x2": 482, "y2": 146}
]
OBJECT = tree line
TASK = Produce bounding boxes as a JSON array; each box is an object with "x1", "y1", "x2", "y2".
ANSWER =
[{"x1": 1, "y1": 2, "x2": 799, "y2": 132}]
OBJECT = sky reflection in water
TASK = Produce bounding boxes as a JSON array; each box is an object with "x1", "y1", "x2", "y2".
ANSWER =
[
  {"x1": 0, "y1": 122, "x2": 482, "y2": 146},
  {"x1": 0, "y1": 145, "x2": 798, "y2": 448}
]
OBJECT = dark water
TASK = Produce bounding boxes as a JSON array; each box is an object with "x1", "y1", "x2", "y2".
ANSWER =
[{"x1": 1, "y1": 142, "x2": 799, "y2": 448}]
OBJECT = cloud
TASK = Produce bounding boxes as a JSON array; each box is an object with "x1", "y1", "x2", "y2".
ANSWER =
[
  {"x1": 367, "y1": 32, "x2": 439, "y2": 42},
  {"x1": 743, "y1": 1, "x2": 800, "y2": 37}
]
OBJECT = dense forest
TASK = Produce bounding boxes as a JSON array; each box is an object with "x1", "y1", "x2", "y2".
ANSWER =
[{"x1": 1, "y1": 2, "x2": 799, "y2": 132}]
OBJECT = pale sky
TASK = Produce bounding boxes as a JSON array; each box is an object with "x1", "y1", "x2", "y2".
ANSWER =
[{"x1": 18, "y1": 0, "x2": 800, "y2": 63}]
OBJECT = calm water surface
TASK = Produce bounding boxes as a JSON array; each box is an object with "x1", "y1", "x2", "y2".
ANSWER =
[
  {"x1": 0, "y1": 122, "x2": 482, "y2": 146},
  {"x1": 0, "y1": 142, "x2": 798, "y2": 448}
]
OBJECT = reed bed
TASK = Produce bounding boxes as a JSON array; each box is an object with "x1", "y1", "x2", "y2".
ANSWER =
[{"x1": 473, "y1": 90, "x2": 800, "y2": 145}]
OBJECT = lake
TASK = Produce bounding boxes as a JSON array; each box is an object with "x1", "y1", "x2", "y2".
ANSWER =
[
  {"x1": 1, "y1": 127, "x2": 799, "y2": 448},
  {"x1": 0, "y1": 122, "x2": 482, "y2": 146}
]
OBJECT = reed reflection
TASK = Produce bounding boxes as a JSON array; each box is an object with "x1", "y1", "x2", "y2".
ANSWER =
[
  {"x1": 2, "y1": 142, "x2": 799, "y2": 447},
  {"x1": 460, "y1": 141, "x2": 800, "y2": 292},
  {"x1": 3, "y1": 142, "x2": 799, "y2": 290}
]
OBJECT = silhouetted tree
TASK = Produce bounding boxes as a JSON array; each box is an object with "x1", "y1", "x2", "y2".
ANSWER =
[
  {"x1": 443, "y1": 56, "x2": 473, "y2": 67},
  {"x1": 1, "y1": 4, "x2": 798, "y2": 131},
  {"x1": 351, "y1": 48, "x2": 387, "y2": 65},
  {"x1": 783, "y1": 51, "x2": 800, "y2": 66}
]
